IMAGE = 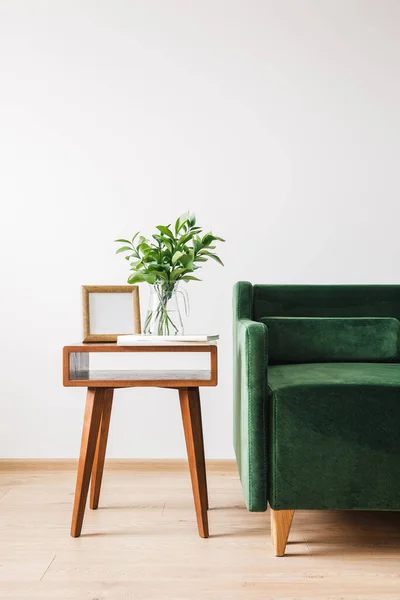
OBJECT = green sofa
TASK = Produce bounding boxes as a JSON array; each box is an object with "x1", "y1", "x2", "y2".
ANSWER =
[{"x1": 233, "y1": 282, "x2": 400, "y2": 555}]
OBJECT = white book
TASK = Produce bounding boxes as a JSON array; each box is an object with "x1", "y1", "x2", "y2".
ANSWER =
[{"x1": 117, "y1": 334, "x2": 219, "y2": 345}]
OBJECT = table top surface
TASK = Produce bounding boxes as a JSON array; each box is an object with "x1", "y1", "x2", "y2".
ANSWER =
[{"x1": 64, "y1": 342, "x2": 217, "y2": 352}]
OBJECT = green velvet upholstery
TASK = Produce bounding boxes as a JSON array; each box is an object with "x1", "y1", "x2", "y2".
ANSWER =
[
  {"x1": 233, "y1": 282, "x2": 400, "y2": 513},
  {"x1": 233, "y1": 282, "x2": 268, "y2": 511},
  {"x1": 260, "y1": 316, "x2": 399, "y2": 364},
  {"x1": 268, "y1": 363, "x2": 400, "y2": 510},
  {"x1": 253, "y1": 284, "x2": 400, "y2": 321}
]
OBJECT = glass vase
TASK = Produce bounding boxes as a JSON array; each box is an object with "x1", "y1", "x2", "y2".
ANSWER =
[{"x1": 143, "y1": 282, "x2": 189, "y2": 336}]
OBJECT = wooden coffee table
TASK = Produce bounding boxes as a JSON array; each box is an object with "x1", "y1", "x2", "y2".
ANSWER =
[{"x1": 63, "y1": 342, "x2": 218, "y2": 539}]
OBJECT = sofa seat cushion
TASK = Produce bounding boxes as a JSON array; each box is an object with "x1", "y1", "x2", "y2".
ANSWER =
[
  {"x1": 269, "y1": 361, "x2": 400, "y2": 388},
  {"x1": 268, "y1": 363, "x2": 400, "y2": 511}
]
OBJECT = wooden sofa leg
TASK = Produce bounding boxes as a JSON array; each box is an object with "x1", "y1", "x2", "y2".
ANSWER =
[{"x1": 270, "y1": 508, "x2": 295, "y2": 556}]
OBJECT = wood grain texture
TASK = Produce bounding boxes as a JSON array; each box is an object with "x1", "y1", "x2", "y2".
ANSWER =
[
  {"x1": 1, "y1": 468, "x2": 400, "y2": 599},
  {"x1": 190, "y1": 387, "x2": 208, "y2": 510},
  {"x1": 90, "y1": 389, "x2": 114, "y2": 510},
  {"x1": 70, "y1": 388, "x2": 104, "y2": 537},
  {"x1": 65, "y1": 342, "x2": 217, "y2": 351},
  {"x1": 71, "y1": 384, "x2": 212, "y2": 537},
  {"x1": 64, "y1": 344, "x2": 218, "y2": 538},
  {"x1": 210, "y1": 344, "x2": 218, "y2": 385},
  {"x1": 179, "y1": 387, "x2": 209, "y2": 538},
  {"x1": 270, "y1": 508, "x2": 295, "y2": 557},
  {"x1": 63, "y1": 343, "x2": 218, "y2": 387},
  {"x1": 66, "y1": 369, "x2": 214, "y2": 388},
  {"x1": 0, "y1": 458, "x2": 237, "y2": 471},
  {"x1": 82, "y1": 285, "x2": 141, "y2": 343}
]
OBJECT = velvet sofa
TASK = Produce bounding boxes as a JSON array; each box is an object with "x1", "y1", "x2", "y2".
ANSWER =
[{"x1": 233, "y1": 282, "x2": 400, "y2": 555}]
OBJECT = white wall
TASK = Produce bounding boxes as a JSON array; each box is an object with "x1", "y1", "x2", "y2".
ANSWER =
[{"x1": 1, "y1": 0, "x2": 400, "y2": 458}]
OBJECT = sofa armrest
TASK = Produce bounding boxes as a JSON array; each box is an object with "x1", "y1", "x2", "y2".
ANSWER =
[{"x1": 233, "y1": 283, "x2": 268, "y2": 511}]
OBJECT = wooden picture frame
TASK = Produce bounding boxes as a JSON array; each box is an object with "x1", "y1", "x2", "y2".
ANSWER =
[{"x1": 82, "y1": 285, "x2": 141, "y2": 342}]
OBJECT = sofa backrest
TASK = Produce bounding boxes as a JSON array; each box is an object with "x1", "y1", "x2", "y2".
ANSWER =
[{"x1": 253, "y1": 285, "x2": 400, "y2": 364}]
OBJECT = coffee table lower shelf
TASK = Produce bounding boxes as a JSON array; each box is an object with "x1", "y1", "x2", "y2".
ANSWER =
[{"x1": 67, "y1": 369, "x2": 213, "y2": 387}]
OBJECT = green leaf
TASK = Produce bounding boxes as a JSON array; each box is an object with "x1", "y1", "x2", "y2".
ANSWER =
[
  {"x1": 197, "y1": 249, "x2": 224, "y2": 266},
  {"x1": 172, "y1": 250, "x2": 185, "y2": 265},
  {"x1": 142, "y1": 255, "x2": 160, "y2": 266},
  {"x1": 146, "y1": 263, "x2": 167, "y2": 271},
  {"x1": 176, "y1": 211, "x2": 190, "y2": 234},
  {"x1": 202, "y1": 233, "x2": 226, "y2": 246},
  {"x1": 179, "y1": 210, "x2": 190, "y2": 223},
  {"x1": 180, "y1": 249, "x2": 194, "y2": 265},
  {"x1": 160, "y1": 238, "x2": 173, "y2": 252},
  {"x1": 116, "y1": 212, "x2": 224, "y2": 283},
  {"x1": 193, "y1": 238, "x2": 203, "y2": 254},
  {"x1": 127, "y1": 272, "x2": 157, "y2": 284},
  {"x1": 155, "y1": 271, "x2": 169, "y2": 281},
  {"x1": 116, "y1": 246, "x2": 133, "y2": 254},
  {"x1": 178, "y1": 231, "x2": 196, "y2": 246},
  {"x1": 171, "y1": 267, "x2": 189, "y2": 281},
  {"x1": 207, "y1": 253, "x2": 224, "y2": 266},
  {"x1": 201, "y1": 233, "x2": 214, "y2": 246},
  {"x1": 182, "y1": 275, "x2": 201, "y2": 282},
  {"x1": 156, "y1": 225, "x2": 174, "y2": 239},
  {"x1": 137, "y1": 242, "x2": 152, "y2": 254}
]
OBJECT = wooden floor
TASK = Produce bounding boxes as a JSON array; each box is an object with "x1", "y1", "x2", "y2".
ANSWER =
[{"x1": 0, "y1": 465, "x2": 400, "y2": 599}]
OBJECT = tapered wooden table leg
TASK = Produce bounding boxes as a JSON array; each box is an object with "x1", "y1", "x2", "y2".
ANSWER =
[
  {"x1": 70, "y1": 388, "x2": 104, "y2": 538},
  {"x1": 90, "y1": 389, "x2": 114, "y2": 510},
  {"x1": 179, "y1": 387, "x2": 209, "y2": 538},
  {"x1": 189, "y1": 387, "x2": 208, "y2": 510}
]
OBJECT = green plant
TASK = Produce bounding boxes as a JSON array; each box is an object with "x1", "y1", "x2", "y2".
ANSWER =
[
  {"x1": 115, "y1": 211, "x2": 225, "y2": 334},
  {"x1": 115, "y1": 211, "x2": 225, "y2": 285}
]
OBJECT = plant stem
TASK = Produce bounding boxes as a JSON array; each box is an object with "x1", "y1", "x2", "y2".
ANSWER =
[{"x1": 144, "y1": 282, "x2": 180, "y2": 335}]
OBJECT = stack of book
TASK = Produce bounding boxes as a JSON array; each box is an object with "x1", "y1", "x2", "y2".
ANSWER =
[{"x1": 117, "y1": 334, "x2": 219, "y2": 345}]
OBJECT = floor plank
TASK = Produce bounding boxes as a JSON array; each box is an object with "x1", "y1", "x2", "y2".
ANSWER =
[{"x1": 0, "y1": 467, "x2": 399, "y2": 599}]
